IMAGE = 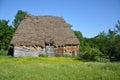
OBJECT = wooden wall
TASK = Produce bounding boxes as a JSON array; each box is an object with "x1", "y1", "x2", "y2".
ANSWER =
[
  {"x1": 13, "y1": 45, "x2": 79, "y2": 57},
  {"x1": 55, "y1": 45, "x2": 78, "y2": 56}
]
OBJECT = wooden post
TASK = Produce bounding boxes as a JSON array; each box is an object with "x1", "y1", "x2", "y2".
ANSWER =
[{"x1": 62, "y1": 45, "x2": 65, "y2": 54}]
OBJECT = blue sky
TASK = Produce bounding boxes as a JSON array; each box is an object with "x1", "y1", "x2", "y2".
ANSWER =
[{"x1": 0, "y1": 0, "x2": 120, "y2": 38}]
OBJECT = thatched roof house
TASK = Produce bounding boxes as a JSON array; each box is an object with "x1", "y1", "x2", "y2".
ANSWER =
[{"x1": 10, "y1": 14, "x2": 80, "y2": 57}]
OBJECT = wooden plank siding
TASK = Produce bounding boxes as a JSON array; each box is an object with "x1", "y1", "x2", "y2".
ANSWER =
[{"x1": 55, "y1": 45, "x2": 78, "y2": 56}]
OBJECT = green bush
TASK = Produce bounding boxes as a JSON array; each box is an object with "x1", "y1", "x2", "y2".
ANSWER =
[
  {"x1": 0, "y1": 50, "x2": 7, "y2": 56},
  {"x1": 79, "y1": 47, "x2": 110, "y2": 62},
  {"x1": 39, "y1": 54, "x2": 48, "y2": 57}
]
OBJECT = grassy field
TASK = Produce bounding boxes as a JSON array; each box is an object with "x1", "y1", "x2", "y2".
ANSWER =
[{"x1": 0, "y1": 56, "x2": 120, "y2": 80}]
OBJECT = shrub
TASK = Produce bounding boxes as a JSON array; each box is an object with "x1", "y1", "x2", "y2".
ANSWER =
[
  {"x1": 39, "y1": 54, "x2": 48, "y2": 57},
  {"x1": 74, "y1": 56, "x2": 82, "y2": 60},
  {"x1": 79, "y1": 47, "x2": 110, "y2": 62},
  {"x1": 0, "y1": 50, "x2": 7, "y2": 56}
]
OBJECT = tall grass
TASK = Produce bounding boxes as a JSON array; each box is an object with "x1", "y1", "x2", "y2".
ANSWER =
[{"x1": 0, "y1": 56, "x2": 120, "y2": 80}]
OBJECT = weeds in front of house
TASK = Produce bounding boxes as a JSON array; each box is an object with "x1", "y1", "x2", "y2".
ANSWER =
[{"x1": 0, "y1": 55, "x2": 120, "y2": 80}]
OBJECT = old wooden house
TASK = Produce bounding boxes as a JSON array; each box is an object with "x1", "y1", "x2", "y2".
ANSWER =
[{"x1": 10, "y1": 14, "x2": 80, "y2": 57}]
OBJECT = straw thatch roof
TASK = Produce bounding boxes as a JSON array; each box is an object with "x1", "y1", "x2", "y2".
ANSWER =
[{"x1": 10, "y1": 14, "x2": 80, "y2": 47}]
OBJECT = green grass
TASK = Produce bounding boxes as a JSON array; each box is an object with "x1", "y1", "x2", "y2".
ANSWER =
[{"x1": 0, "y1": 56, "x2": 120, "y2": 80}]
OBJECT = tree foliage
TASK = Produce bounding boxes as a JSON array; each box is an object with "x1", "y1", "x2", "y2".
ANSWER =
[
  {"x1": 13, "y1": 10, "x2": 27, "y2": 29},
  {"x1": 0, "y1": 20, "x2": 14, "y2": 50},
  {"x1": 115, "y1": 20, "x2": 120, "y2": 34},
  {"x1": 74, "y1": 20, "x2": 120, "y2": 61}
]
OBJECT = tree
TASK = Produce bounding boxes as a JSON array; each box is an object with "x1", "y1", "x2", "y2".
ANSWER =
[
  {"x1": 74, "y1": 31, "x2": 84, "y2": 45},
  {"x1": 93, "y1": 31, "x2": 107, "y2": 55},
  {"x1": 104, "y1": 20, "x2": 120, "y2": 61},
  {"x1": 13, "y1": 10, "x2": 27, "y2": 29},
  {"x1": 73, "y1": 30, "x2": 85, "y2": 52},
  {"x1": 106, "y1": 29, "x2": 116, "y2": 59},
  {"x1": 115, "y1": 20, "x2": 120, "y2": 35},
  {"x1": 0, "y1": 20, "x2": 14, "y2": 50}
]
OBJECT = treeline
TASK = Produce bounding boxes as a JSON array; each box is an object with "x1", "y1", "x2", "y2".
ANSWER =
[
  {"x1": 0, "y1": 10, "x2": 120, "y2": 61},
  {"x1": 74, "y1": 21, "x2": 120, "y2": 61}
]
